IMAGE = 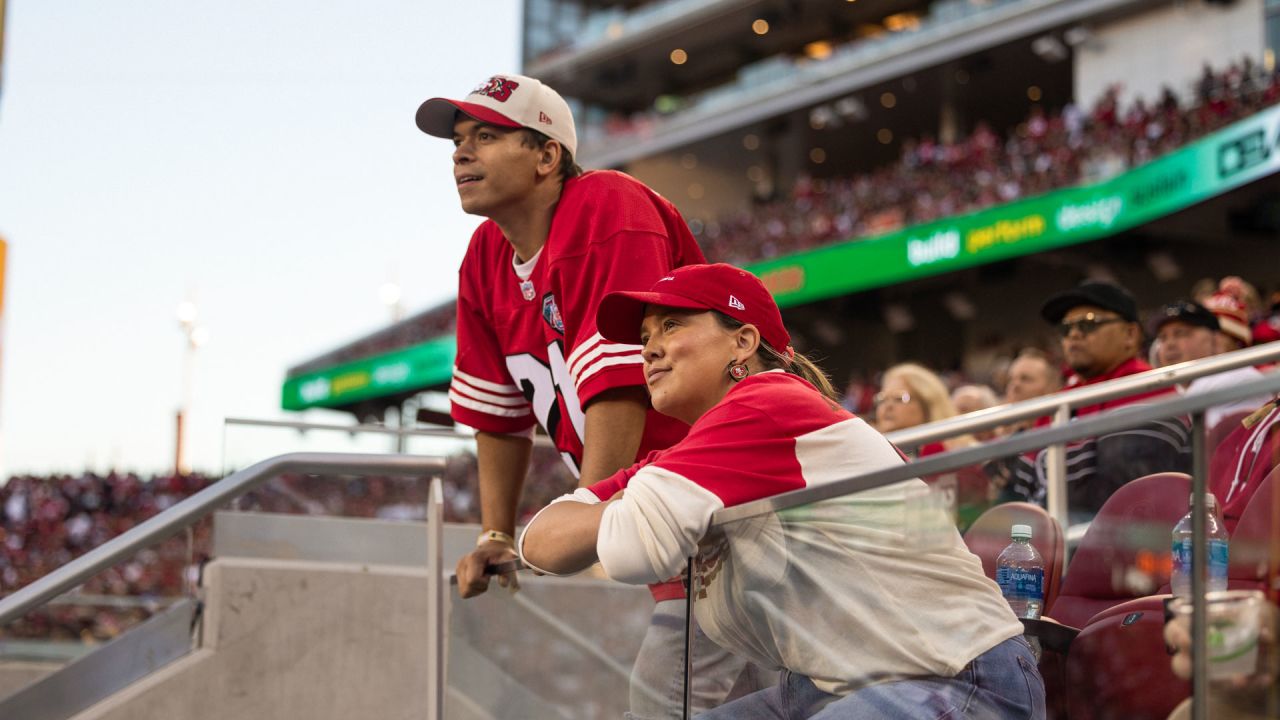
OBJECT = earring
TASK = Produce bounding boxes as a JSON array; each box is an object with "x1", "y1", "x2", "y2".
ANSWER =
[{"x1": 727, "y1": 360, "x2": 749, "y2": 381}]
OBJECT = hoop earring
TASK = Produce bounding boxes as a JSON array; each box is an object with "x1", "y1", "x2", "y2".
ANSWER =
[{"x1": 727, "y1": 360, "x2": 749, "y2": 382}]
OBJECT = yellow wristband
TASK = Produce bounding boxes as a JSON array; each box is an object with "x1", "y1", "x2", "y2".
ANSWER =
[{"x1": 477, "y1": 530, "x2": 516, "y2": 548}]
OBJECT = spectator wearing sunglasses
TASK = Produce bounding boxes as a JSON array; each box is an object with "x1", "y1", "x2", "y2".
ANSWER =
[
  {"x1": 1040, "y1": 281, "x2": 1176, "y2": 416},
  {"x1": 1025, "y1": 281, "x2": 1189, "y2": 519}
]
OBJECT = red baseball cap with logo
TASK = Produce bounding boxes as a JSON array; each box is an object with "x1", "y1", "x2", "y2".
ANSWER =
[
  {"x1": 415, "y1": 73, "x2": 578, "y2": 157},
  {"x1": 597, "y1": 263, "x2": 793, "y2": 355}
]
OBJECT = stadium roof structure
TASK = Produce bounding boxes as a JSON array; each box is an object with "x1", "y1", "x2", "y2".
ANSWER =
[
  {"x1": 524, "y1": 0, "x2": 1156, "y2": 169},
  {"x1": 281, "y1": 102, "x2": 1280, "y2": 413}
]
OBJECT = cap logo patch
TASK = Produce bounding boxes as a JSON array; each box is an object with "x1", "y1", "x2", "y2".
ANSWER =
[
  {"x1": 728, "y1": 295, "x2": 745, "y2": 311},
  {"x1": 472, "y1": 77, "x2": 520, "y2": 103},
  {"x1": 538, "y1": 111, "x2": 553, "y2": 125}
]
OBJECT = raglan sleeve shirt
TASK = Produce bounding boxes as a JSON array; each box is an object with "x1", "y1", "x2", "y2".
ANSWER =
[{"x1": 585, "y1": 392, "x2": 809, "y2": 585}]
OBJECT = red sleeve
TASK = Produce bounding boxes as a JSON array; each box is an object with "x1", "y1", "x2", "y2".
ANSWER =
[
  {"x1": 449, "y1": 250, "x2": 536, "y2": 434},
  {"x1": 558, "y1": 230, "x2": 682, "y2": 405},
  {"x1": 585, "y1": 397, "x2": 803, "y2": 507}
]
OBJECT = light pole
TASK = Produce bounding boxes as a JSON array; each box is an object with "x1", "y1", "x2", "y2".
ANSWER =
[
  {"x1": 175, "y1": 300, "x2": 209, "y2": 475},
  {"x1": 379, "y1": 279, "x2": 403, "y2": 324}
]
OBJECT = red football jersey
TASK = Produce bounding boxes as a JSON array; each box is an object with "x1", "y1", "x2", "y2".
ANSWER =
[{"x1": 449, "y1": 170, "x2": 705, "y2": 477}]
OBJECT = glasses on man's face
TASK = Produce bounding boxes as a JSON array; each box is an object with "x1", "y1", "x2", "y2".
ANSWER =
[
  {"x1": 1057, "y1": 314, "x2": 1125, "y2": 338},
  {"x1": 874, "y1": 390, "x2": 912, "y2": 407}
]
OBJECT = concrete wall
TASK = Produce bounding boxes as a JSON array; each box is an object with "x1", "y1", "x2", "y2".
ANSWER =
[
  {"x1": 0, "y1": 661, "x2": 57, "y2": 698},
  {"x1": 1075, "y1": 0, "x2": 1265, "y2": 108},
  {"x1": 69, "y1": 558, "x2": 437, "y2": 720}
]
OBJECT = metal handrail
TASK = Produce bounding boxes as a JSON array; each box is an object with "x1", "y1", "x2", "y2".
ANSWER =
[
  {"x1": 223, "y1": 417, "x2": 560, "y2": 449},
  {"x1": 884, "y1": 340, "x2": 1280, "y2": 450},
  {"x1": 712, "y1": 370, "x2": 1280, "y2": 526},
  {"x1": 0, "y1": 452, "x2": 447, "y2": 626}
]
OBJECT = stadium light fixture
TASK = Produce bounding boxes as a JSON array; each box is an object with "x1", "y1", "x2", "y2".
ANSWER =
[
  {"x1": 752, "y1": 18, "x2": 770, "y2": 35},
  {"x1": 670, "y1": 48, "x2": 688, "y2": 65},
  {"x1": 1027, "y1": 85, "x2": 1042, "y2": 102},
  {"x1": 877, "y1": 128, "x2": 893, "y2": 144},
  {"x1": 809, "y1": 148, "x2": 827, "y2": 164},
  {"x1": 880, "y1": 92, "x2": 897, "y2": 109},
  {"x1": 742, "y1": 133, "x2": 760, "y2": 150}
]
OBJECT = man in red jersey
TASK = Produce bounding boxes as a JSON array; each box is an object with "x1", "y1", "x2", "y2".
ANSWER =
[{"x1": 416, "y1": 74, "x2": 744, "y2": 718}]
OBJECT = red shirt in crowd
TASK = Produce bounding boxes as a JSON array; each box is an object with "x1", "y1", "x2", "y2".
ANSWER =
[{"x1": 1209, "y1": 398, "x2": 1280, "y2": 534}]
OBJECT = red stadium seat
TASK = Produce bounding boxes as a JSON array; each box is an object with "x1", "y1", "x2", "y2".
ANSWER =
[
  {"x1": 1228, "y1": 467, "x2": 1277, "y2": 596},
  {"x1": 963, "y1": 502, "x2": 1065, "y2": 611},
  {"x1": 1048, "y1": 473, "x2": 1191, "y2": 629},
  {"x1": 1206, "y1": 409, "x2": 1253, "y2": 457},
  {"x1": 1065, "y1": 595, "x2": 1189, "y2": 720},
  {"x1": 924, "y1": 465, "x2": 992, "y2": 532}
]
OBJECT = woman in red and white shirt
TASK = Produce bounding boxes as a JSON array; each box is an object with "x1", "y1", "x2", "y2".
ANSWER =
[{"x1": 520, "y1": 264, "x2": 1043, "y2": 719}]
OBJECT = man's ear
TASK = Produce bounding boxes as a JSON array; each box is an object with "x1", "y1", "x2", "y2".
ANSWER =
[{"x1": 536, "y1": 140, "x2": 562, "y2": 179}]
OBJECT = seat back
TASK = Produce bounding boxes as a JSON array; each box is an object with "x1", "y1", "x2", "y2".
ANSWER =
[
  {"x1": 1049, "y1": 473, "x2": 1191, "y2": 629},
  {"x1": 1065, "y1": 595, "x2": 1190, "y2": 720},
  {"x1": 926, "y1": 466, "x2": 993, "y2": 532},
  {"x1": 1206, "y1": 409, "x2": 1253, "y2": 456},
  {"x1": 1228, "y1": 468, "x2": 1277, "y2": 596},
  {"x1": 963, "y1": 502, "x2": 1065, "y2": 611}
]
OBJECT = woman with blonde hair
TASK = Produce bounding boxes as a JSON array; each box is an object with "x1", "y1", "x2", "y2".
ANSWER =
[{"x1": 875, "y1": 362, "x2": 978, "y2": 456}]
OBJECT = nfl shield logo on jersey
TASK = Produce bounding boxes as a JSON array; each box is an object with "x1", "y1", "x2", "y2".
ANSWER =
[{"x1": 542, "y1": 293, "x2": 565, "y2": 334}]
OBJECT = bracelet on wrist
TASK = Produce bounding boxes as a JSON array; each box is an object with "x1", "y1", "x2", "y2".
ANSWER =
[{"x1": 477, "y1": 529, "x2": 516, "y2": 548}]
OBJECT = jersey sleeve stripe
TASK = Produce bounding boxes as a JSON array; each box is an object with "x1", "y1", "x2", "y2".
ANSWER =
[
  {"x1": 449, "y1": 379, "x2": 529, "y2": 407},
  {"x1": 574, "y1": 354, "x2": 644, "y2": 389},
  {"x1": 449, "y1": 390, "x2": 533, "y2": 418},
  {"x1": 452, "y1": 366, "x2": 521, "y2": 395},
  {"x1": 567, "y1": 333, "x2": 642, "y2": 378},
  {"x1": 570, "y1": 340, "x2": 645, "y2": 384}
]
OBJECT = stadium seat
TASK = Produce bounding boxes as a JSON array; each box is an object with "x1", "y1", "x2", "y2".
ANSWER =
[
  {"x1": 1065, "y1": 595, "x2": 1189, "y2": 720},
  {"x1": 1048, "y1": 473, "x2": 1191, "y2": 629},
  {"x1": 926, "y1": 466, "x2": 993, "y2": 532},
  {"x1": 963, "y1": 502, "x2": 1065, "y2": 611},
  {"x1": 1228, "y1": 467, "x2": 1277, "y2": 595},
  {"x1": 1205, "y1": 409, "x2": 1253, "y2": 456}
]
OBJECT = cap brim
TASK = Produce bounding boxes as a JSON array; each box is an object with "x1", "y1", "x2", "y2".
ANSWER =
[
  {"x1": 596, "y1": 291, "x2": 711, "y2": 345},
  {"x1": 1041, "y1": 290, "x2": 1136, "y2": 324},
  {"x1": 415, "y1": 98, "x2": 522, "y2": 137}
]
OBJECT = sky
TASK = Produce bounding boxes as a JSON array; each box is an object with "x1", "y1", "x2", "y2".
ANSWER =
[{"x1": 0, "y1": 1, "x2": 522, "y2": 476}]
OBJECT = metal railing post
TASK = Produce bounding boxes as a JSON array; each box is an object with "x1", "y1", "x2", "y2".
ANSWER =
[
  {"x1": 1189, "y1": 412, "x2": 1208, "y2": 720},
  {"x1": 1045, "y1": 403, "x2": 1071, "y2": 556},
  {"x1": 426, "y1": 477, "x2": 445, "y2": 720}
]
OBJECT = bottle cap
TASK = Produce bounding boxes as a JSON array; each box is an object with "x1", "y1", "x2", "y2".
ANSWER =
[{"x1": 1011, "y1": 524, "x2": 1033, "y2": 539}]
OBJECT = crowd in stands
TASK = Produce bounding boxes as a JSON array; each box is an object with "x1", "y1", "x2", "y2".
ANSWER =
[{"x1": 697, "y1": 59, "x2": 1280, "y2": 266}]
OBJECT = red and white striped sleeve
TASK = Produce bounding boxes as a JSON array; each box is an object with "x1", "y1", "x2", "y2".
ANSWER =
[
  {"x1": 553, "y1": 230, "x2": 679, "y2": 405},
  {"x1": 449, "y1": 268, "x2": 535, "y2": 434}
]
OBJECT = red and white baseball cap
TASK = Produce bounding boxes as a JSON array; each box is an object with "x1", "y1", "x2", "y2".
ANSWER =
[
  {"x1": 1203, "y1": 288, "x2": 1252, "y2": 346},
  {"x1": 596, "y1": 263, "x2": 793, "y2": 356},
  {"x1": 415, "y1": 74, "x2": 578, "y2": 157}
]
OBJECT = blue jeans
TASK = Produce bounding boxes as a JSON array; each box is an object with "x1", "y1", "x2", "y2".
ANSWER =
[
  {"x1": 695, "y1": 636, "x2": 1046, "y2": 720},
  {"x1": 626, "y1": 598, "x2": 755, "y2": 720}
]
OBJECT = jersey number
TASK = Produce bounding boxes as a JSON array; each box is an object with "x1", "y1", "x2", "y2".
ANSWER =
[{"x1": 506, "y1": 342, "x2": 587, "y2": 476}]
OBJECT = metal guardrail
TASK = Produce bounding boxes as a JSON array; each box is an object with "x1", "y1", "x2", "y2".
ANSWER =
[
  {"x1": 714, "y1": 369, "x2": 1280, "y2": 526},
  {"x1": 883, "y1": 340, "x2": 1280, "y2": 533},
  {"x1": 884, "y1": 340, "x2": 1280, "y2": 449},
  {"x1": 0, "y1": 452, "x2": 447, "y2": 627}
]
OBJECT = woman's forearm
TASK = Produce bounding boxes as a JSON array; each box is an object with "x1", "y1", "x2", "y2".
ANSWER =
[{"x1": 519, "y1": 499, "x2": 612, "y2": 575}]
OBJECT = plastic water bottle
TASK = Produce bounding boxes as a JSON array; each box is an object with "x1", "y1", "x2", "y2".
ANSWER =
[
  {"x1": 997, "y1": 524, "x2": 1044, "y2": 619},
  {"x1": 1170, "y1": 493, "x2": 1229, "y2": 598}
]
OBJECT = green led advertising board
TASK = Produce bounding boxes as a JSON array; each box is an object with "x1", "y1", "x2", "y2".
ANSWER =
[
  {"x1": 281, "y1": 336, "x2": 456, "y2": 411},
  {"x1": 748, "y1": 102, "x2": 1280, "y2": 307}
]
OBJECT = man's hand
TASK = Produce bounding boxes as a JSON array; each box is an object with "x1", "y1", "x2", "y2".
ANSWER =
[{"x1": 455, "y1": 541, "x2": 519, "y2": 598}]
